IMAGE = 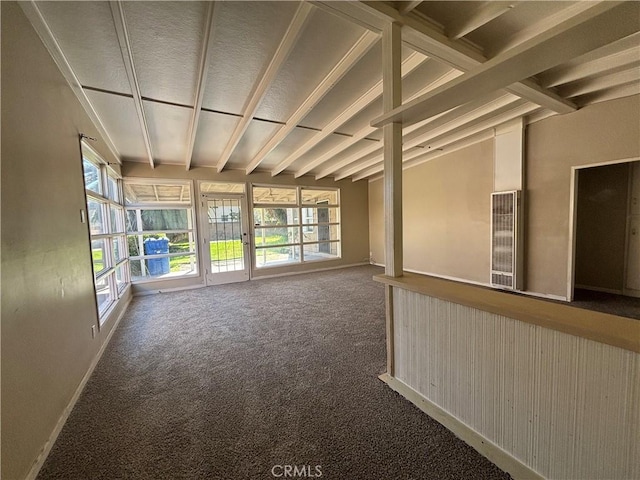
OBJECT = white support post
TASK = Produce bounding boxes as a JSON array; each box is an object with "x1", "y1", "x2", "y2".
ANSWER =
[{"x1": 383, "y1": 22, "x2": 403, "y2": 278}]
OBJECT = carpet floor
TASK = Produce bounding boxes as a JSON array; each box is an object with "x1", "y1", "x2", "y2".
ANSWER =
[{"x1": 38, "y1": 265, "x2": 510, "y2": 480}]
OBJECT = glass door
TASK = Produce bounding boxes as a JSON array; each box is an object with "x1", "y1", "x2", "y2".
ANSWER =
[{"x1": 200, "y1": 194, "x2": 250, "y2": 285}]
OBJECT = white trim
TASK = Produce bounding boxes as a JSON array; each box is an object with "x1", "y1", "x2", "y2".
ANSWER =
[
  {"x1": 252, "y1": 262, "x2": 369, "y2": 281},
  {"x1": 575, "y1": 284, "x2": 624, "y2": 295},
  {"x1": 567, "y1": 156, "x2": 640, "y2": 301},
  {"x1": 25, "y1": 294, "x2": 132, "y2": 480},
  {"x1": 379, "y1": 374, "x2": 545, "y2": 480},
  {"x1": 132, "y1": 281, "x2": 206, "y2": 297}
]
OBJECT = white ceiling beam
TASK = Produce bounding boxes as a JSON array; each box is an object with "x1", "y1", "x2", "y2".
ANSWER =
[
  {"x1": 334, "y1": 96, "x2": 525, "y2": 180},
  {"x1": 270, "y1": 51, "x2": 427, "y2": 177},
  {"x1": 540, "y1": 45, "x2": 640, "y2": 88},
  {"x1": 447, "y1": 1, "x2": 519, "y2": 40},
  {"x1": 19, "y1": 1, "x2": 121, "y2": 164},
  {"x1": 185, "y1": 3, "x2": 216, "y2": 171},
  {"x1": 397, "y1": 1, "x2": 423, "y2": 16},
  {"x1": 349, "y1": 101, "x2": 539, "y2": 181},
  {"x1": 353, "y1": 130, "x2": 496, "y2": 182},
  {"x1": 574, "y1": 82, "x2": 640, "y2": 107},
  {"x1": 110, "y1": 1, "x2": 155, "y2": 168},
  {"x1": 361, "y1": 1, "x2": 577, "y2": 114},
  {"x1": 560, "y1": 67, "x2": 640, "y2": 98},
  {"x1": 308, "y1": 68, "x2": 461, "y2": 179},
  {"x1": 215, "y1": 2, "x2": 313, "y2": 172},
  {"x1": 244, "y1": 29, "x2": 379, "y2": 175},
  {"x1": 371, "y1": 2, "x2": 640, "y2": 129}
]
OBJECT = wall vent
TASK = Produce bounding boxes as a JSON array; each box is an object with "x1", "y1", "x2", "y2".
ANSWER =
[{"x1": 491, "y1": 190, "x2": 523, "y2": 290}]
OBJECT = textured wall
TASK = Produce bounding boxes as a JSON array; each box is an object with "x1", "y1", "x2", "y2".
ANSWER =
[
  {"x1": 369, "y1": 139, "x2": 494, "y2": 283},
  {"x1": 1, "y1": 4, "x2": 129, "y2": 478},
  {"x1": 392, "y1": 287, "x2": 640, "y2": 479}
]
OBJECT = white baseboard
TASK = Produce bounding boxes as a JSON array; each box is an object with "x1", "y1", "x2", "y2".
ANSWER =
[
  {"x1": 575, "y1": 284, "x2": 624, "y2": 295},
  {"x1": 379, "y1": 373, "x2": 544, "y2": 480},
  {"x1": 252, "y1": 262, "x2": 370, "y2": 281},
  {"x1": 623, "y1": 288, "x2": 640, "y2": 298},
  {"x1": 25, "y1": 296, "x2": 132, "y2": 480}
]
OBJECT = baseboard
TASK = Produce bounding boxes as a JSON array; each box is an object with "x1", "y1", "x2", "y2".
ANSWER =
[
  {"x1": 252, "y1": 262, "x2": 370, "y2": 281},
  {"x1": 25, "y1": 296, "x2": 132, "y2": 480},
  {"x1": 575, "y1": 284, "x2": 624, "y2": 295},
  {"x1": 378, "y1": 373, "x2": 544, "y2": 480},
  {"x1": 623, "y1": 288, "x2": 640, "y2": 298}
]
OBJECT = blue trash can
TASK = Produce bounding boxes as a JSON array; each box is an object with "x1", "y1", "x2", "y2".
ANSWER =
[{"x1": 144, "y1": 238, "x2": 170, "y2": 275}]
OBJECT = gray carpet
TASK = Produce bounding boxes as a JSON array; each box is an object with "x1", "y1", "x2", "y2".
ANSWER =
[{"x1": 38, "y1": 265, "x2": 510, "y2": 480}]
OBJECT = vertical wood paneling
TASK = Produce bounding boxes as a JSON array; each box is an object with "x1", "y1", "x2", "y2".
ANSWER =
[{"x1": 392, "y1": 287, "x2": 640, "y2": 480}]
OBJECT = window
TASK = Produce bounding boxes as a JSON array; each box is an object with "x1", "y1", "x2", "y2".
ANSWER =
[
  {"x1": 252, "y1": 186, "x2": 340, "y2": 267},
  {"x1": 124, "y1": 179, "x2": 198, "y2": 281},
  {"x1": 81, "y1": 142, "x2": 129, "y2": 324}
]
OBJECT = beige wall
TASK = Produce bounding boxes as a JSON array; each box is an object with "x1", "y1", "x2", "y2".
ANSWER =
[
  {"x1": 122, "y1": 163, "x2": 370, "y2": 290},
  {"x1": 575, "y1": 162, "x2": 630, "y2": 292},
  {"x1": 369, "y1": 140, "x2": 494, "y2": 283},
  {"x1": 526, "y1": 95, "x2": 640, "y2": 297},
  {"x1": 1, "y1": 4, "x2": 129, "y2": 479}
]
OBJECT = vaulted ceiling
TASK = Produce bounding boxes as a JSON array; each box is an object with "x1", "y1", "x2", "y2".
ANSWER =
[{"x1": 22, "y1": 1, "x2": 640, "y2": 181}]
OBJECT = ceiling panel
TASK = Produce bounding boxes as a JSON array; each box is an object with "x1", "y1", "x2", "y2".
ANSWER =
[
  {"x1": 191, "y1": 111, "x2": 239, "y2": 168},
  {"x1": 36, "y1": 1, "x2": 131, "y2": 94},
  {"x1": 201, "y1": 2, "x2": 299, "y2": 115},
  {"x1": 304, "y1": 138, "x2": 381, "y2": 176},
  {"x1": 338, "y1": 98, "x2": 383, "y2": 136},
  {"x1": 259, "y1": 127, "x2": 321, "y2": 171},
  {"x1": 143, "y1": 101, "x2": 191, "y2": 164},
  {"x1": 288, "y1": 133, "x2": 375, "y2": 173},
  {"x1": 403, "y1": 61, "x2": 459, "y2": 101},
  {"x1": 255, "y1": 8, "x2": 367, "y2": 123},
  {"x1": 84, "y1": 90, "x2": 147, "y2": 162},
  {"x1": 226, "y1": 120, "x2": 282, "y2": 169},
  {"x1": 123, "y1": 1, "x2": 208, "y2": 106}
]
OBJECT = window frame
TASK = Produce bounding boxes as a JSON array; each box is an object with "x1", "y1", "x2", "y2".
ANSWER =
[
  {"x1": 124, "y1": 178, "x2": 199, "y2": 283},
  {"x1": 251, "y1": 184, "x2": 341, "y2": 268},
  {"x1": 81, "y1": 141, "x2": 129, "y2": 326}
]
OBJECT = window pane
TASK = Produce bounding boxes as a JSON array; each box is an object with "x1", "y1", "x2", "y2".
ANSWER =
[
  {"x1": 253, "y1": 208, "x2": 299, "y2": 226},
  {"x1": 107, "y1": 176, "x2": 119, "y2": 202},
  {"x1": 129, "y1": 254, "x2": 197, "y2": 281},
  {"x1": 301, "y1": 207, "x2": 339, "y2": 224},
  {"x1": 92, "y1": 239, "x2": 108, "y2": 274},
  {"x1": 87, "y1": 199, "x2": 105, "y2": 235},
  {"x1": 255, "y1": 245, "x2": 300, "y2": 268},
  {"x1": 124, "y1": 182, "x2": 191, "y2": 205},
  {"x1": 113, "y1": 236, "x2": 126, "y2": 263},
  {"x1": 303, "y1": 242, "x2": 340, "y2": 260},
  {"x1": 95, "y1": 274, "x2": 114, "y2": 313},
  {"x1": 254, "y1": 227, "x2": 300, "y2": 246},
  {"x1": 126, "y1": 209, "x2": 189, "y2": 231},
  {"x1": 201, "y1": 182, "x2": 245, "y2": 194},
  {"x1": 253, "y1": 186, "x2": 296, "y2": 204},
  {"x1": 126, "y1": 210, "x2": 138, "y2": 232},
  {"x1": 302, "y1": 224, "x2": 339, "y2": 243},
  {"x1": 116, "y1": 264, "x2": 128, "y2": 292},
  {"x1": 301, "y1": 189, "x2": 338, "y2": 204},
  {"x1": 83, "y1": 158, "x2": 102, "y2": 194},
  {"x1": 110, "y1": 205, "x2": 124, "y2": 233}
]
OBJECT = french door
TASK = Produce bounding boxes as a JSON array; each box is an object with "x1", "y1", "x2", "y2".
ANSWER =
[{"x1": 200, "y1": 194, "x2": 250, "y2": 285}]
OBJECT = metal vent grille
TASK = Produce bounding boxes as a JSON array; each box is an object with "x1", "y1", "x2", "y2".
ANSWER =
[{"x1": 491, "y1": 191, "x2": 521, "y2": 290}]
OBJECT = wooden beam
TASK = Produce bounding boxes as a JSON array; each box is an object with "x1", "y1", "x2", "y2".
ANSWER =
[
  {"x1": 540, "y1": 45, "x2": 640, "y2": 88},
  {"x1": 559, "y1": 67, "x2": 640, "y2": 98},
  {"x1": 19, "y1": 1, "x2": 121, "y2": 164},
  {"x1": 333, "y1": 92, "x2": 516, "y2": 180},
  {"x1": 311, "y1": 68, "x2": 461, "y2": 180},
  {"x1": 244, "y1": 30, "x2": 378, "y2": 175},
  {"x1": 383, "y1": 22, "x2": 403, "y2": 278},
  {"x1": 271, "y1": 51, "x2": 426, "y2": 177},
  {"x1": 352, "y1": 101, "x2": 539, "y2": 181},
  {"x1": 185, "y1": 2, "x2": 216, "y2": 170},
  {"x1": 371, "y1": 2, "x2": 639, "y2": 128},
  {"x1": 397, "y1": 1, "x2": 422, "y2": 16},
  {"x1": 110, "y1": 1, "x2": 155, "y2": 168},
  {"x1": 362, "y1": 1, "x2": 577, "y2": 114},
  {"x1": 215, "y1": 2, "x2": 313, "y2": 172},
  {"x1": 447, "y1": 1, "x2": 518, "y2": 40}
]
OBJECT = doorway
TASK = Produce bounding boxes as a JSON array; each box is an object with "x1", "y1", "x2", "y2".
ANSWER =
[
  {"x1": 200, "y1": 194, "x2": 250, "y2": 285},
  {"x1": 572, "y1": 160, "x2": 640, "y2": 300}
]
